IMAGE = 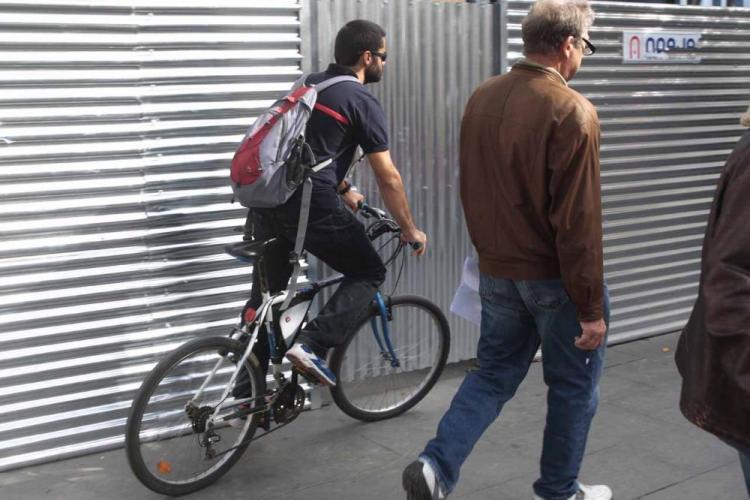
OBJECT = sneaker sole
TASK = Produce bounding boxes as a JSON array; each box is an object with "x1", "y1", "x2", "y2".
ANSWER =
[
  {"x1": 285, "y1": 351, "x2": 336, "y2": 387},
  {"x1": 402, "y1": 461, "x2": 434, "y2": 500}
]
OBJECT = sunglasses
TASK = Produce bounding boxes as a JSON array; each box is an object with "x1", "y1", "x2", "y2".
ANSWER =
[{"x1": 369, "y1": 50, "x2": 387, "y2": 62}]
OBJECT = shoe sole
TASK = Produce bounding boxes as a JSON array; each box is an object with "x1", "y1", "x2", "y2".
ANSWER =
[
  {"x1": 285, "y1": 351, "x2": 336, "y2": 387},
  {"x1": 402, "y1": 461, "x2": 434, "y2": 500}
]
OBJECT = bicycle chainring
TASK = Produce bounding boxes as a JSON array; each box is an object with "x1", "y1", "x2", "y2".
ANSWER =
[{"x1": 271, "y1": 382, "x2": 305, "y2": 424}]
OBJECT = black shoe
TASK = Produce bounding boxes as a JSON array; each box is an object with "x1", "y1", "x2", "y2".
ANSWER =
[{"x1": 402, "y1": 460, "x2": 445, "y2": 500}]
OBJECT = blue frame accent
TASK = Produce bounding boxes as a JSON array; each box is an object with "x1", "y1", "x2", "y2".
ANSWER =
[
  {"x1": 266, "y1": 323, "x2": 280, "y2": 359},
  {"x1": 369, "y1": 317, "x2": 387, "y2": 353},
  {"x1": 373, "y1": 292, "x2": 400, "y2": 368}
]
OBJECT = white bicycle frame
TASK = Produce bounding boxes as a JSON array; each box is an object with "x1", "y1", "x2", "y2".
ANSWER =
[{"x1": 188, "y1": 286, "x2": 317, "y2": 425}]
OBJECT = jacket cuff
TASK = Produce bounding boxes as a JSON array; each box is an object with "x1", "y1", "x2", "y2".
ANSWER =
[{"x1": 576, "y1": 304, "x2": 604, "y2": 323}]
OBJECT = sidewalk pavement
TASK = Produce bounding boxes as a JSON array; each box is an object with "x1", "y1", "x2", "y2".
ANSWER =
[{"x1": 1, "y1": 331, "x2": 747, "y2": 500}]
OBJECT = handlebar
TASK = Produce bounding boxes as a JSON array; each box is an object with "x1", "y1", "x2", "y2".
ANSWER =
[
  {"x1": 357, "y1": 201, "x2": 423, "y2": 252},
  {"x1": 357, "y1": 201, "x2": 387, "y2": 220}
]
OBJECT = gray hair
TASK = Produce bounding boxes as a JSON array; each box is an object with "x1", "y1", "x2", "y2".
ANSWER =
[
  {"x1": 522, "y1": 0, "x2": 595, "y2": 57},
  {"x1": 741, "y1": 105, "x2": 750, "y2": 127}
]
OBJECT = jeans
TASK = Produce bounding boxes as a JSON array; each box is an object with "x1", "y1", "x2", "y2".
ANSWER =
[
  {"x1": 244, "y1": 204, "x2": 386, "y2": 364},
  {"x1": 723, "y1": 439, "x2": 750, "y2": 496},
  {"x1": 741, "y1": 448, "x2": 750, "y2": 497},
  {"x1": 421, "y1": 273, "x2": 610, "y2": 500}
]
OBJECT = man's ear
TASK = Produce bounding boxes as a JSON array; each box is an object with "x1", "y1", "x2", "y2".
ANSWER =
[
  {"x1": 360, "y1": 50, "x2": 372, "y2": 66},
  {"x1": 560, "y1": 35, "x2": 575, "y2": 60}
]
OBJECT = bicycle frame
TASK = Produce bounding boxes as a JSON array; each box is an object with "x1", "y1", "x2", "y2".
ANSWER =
[{"x1": 193, "y1": 272, "x2": 402, "y2": 426}]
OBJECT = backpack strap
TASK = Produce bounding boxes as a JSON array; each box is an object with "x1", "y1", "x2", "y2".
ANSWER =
[
  {"x1": 281, "y1": 176, "x2": 314, "y2": 310},
  {"x1": 312, "y1": 74, "x2": 360, "y2": 93},
  {"x1": 315, "y1": 103, "x2": 349, "y2": 125},
  {"x1": 312, "y1": 75, "x2": 361, "y2": 125}
]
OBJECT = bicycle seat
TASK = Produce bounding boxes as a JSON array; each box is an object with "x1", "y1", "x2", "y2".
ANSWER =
[{"x1": 224, "y1": 238, "x2": 278, "y2": 263}]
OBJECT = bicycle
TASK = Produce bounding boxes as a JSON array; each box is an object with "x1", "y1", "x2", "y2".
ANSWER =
[{"x1": 124, "y1": 202, "x2": 451, "y2": 496}]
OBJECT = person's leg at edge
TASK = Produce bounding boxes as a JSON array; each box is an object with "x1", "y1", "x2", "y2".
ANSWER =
[
  {"x1": 717, "y1": 438, "x2": 750, "y2": 497},
  {"x1": 734, "y1": 444, "x2": 750, "y2": 496},
  {"x1": 417, "y1": 275, "x2": 541, "y2": 495},
  {"x1": 527, "y1": 282, "x2": 610, "y2": 500}
]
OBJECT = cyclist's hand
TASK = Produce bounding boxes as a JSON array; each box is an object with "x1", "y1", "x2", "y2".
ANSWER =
[
  {"x1": 401, "y1": 228, "x2": 427, "y2": 257},
  {"x1": 575, "y1": 318, "x2": 607, "y2": 351},
  {"x1": 342, "y1": 190, "x2": 365, "y2": 212}
]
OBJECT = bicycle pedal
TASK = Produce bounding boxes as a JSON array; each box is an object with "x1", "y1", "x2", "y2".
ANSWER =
[{"x1": 291, "y1": 367, "x2": 322, "y2": 385}]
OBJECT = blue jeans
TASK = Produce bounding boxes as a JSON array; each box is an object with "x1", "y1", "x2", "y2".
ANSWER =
[
  {"x1": 724, "y1": 440, "x2": 750, "y2": 496},
  {"x1": 421, "y1": 274, "x2": 610, "y2": 500}
]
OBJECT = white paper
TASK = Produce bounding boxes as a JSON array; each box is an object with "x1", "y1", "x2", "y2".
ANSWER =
[{"x1": 450, "y1": 256, "x2": 482, "y2": 326}]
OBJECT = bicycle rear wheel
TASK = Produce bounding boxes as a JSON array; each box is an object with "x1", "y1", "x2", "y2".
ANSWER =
[
  {"x1": 125, "y1": 336, "x2": 265, "y2": 496},
  {"x1": 329, "y1": 295, "x2": 450, "y2": 421}
]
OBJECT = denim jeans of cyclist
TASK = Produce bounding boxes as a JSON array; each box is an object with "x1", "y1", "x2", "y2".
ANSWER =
[
  {"x1": 420, "y1": 273, "x2": 610, "y2": 500},
  {"x1": 244, "y1": 204, "x2": 386, "y2": 366}
]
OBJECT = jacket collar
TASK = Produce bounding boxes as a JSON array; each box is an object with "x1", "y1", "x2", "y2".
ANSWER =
[{"x1": 512, "y1": 58, "x2": 568, "y2": 87}]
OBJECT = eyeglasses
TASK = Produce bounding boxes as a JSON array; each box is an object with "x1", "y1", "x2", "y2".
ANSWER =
[
  {"x1": 370, "y1": 50, "x2": 388, "y2": 62},
  {"x1": 581, "y1": 37, "x2": 596, "y2": 56}
]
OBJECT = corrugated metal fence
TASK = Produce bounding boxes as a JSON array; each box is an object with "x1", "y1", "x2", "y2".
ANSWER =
[
  {"x1": 504, "y1": 0, "x2": 750, "y2": 342},
  {"x1": 305, "y1": 0, "x2": 497, "y2": 363},
  {"x1": 309, "y1": 0, "x2": 750, "y2": 359},
  {"x1": 0, "y1": 0, "x2": 301, "y2": 471},
  {"x1": 2, "y1": 0, "x2": 750, "y2": 473}
]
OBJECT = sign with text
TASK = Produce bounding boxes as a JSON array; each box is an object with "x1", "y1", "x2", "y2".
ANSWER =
[{"x1": 623, "y1": 31, "x2": 702, "y2": 63}]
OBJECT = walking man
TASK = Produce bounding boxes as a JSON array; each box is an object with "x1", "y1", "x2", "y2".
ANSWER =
[{"x1": 403, "y1": 1, "x2": 611, "y2": 499}]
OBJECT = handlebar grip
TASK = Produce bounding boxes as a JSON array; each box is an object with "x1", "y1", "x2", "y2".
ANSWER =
[{"x1": 410, "y1": 241, "x2": 423, "y2": 251}]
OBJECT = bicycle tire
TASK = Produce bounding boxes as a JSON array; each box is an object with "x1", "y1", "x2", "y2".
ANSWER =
[
  {"x1": 125, "y1": 336, "x2": 265, "y2": 496},
  {"x1": 329, "y1": 295, "x2": 450, "y2": 422}
]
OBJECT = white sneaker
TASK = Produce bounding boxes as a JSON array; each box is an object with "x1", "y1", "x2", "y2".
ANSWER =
[
  {"x1": 577, "y1": 483, "x2": 613, "y2": 500},
  {"x1": 533, "y1": 483, "x2": 613, "y2": 500},
  {"x1": 285, "y1": 343, "x2": 337, "y2": 386}
]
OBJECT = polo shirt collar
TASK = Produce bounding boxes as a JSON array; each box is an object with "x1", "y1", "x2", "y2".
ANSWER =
[{"x1": 326, "y1": 63, "x2": 359, "y2": 78}]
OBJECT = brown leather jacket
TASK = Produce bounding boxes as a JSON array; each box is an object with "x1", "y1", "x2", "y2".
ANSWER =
[
  {"x1": 676, "y1": 129, "x2": 750, "y2": 449},
  {"x1": 459, "y1": 60, "x2": 604, "y2": 321}
]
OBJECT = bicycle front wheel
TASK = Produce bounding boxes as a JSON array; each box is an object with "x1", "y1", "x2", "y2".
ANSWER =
[
  {"x1": 125, "y1": 336, "x2": 265, "y2": 496},
  {"x1": 329, "y1": 295, "x2": 450, "y2": 421}
]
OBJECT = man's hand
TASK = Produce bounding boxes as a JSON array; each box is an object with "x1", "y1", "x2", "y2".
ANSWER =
[
  {"x1": 575, "y1": 318, "x2": 607, "y2": 351},
  {"x1": 401, "y1": 228, "x2": 427, "y2": 257},
  {"x1": 342, "y1": 190, "x2": 365, "y2": 212}
]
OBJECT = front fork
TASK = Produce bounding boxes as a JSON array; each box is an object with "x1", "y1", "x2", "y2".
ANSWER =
[{"x1": 370, "y1": 292, "x2": 400, "y2": 368}]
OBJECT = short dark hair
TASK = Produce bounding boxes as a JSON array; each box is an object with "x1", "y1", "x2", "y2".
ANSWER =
[{"x1": 334, "y1": 20, "x2": 386, "y2": 66}]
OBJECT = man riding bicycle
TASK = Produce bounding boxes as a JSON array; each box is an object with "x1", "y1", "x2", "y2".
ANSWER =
[{"x1": 242, "y1": 19, "x2": 428, "y2": 387}]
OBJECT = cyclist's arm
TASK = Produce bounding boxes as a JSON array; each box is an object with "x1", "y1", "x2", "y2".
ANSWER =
[{"x1": 368, "y1": 150, "x2": 427, "y2": 254}]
